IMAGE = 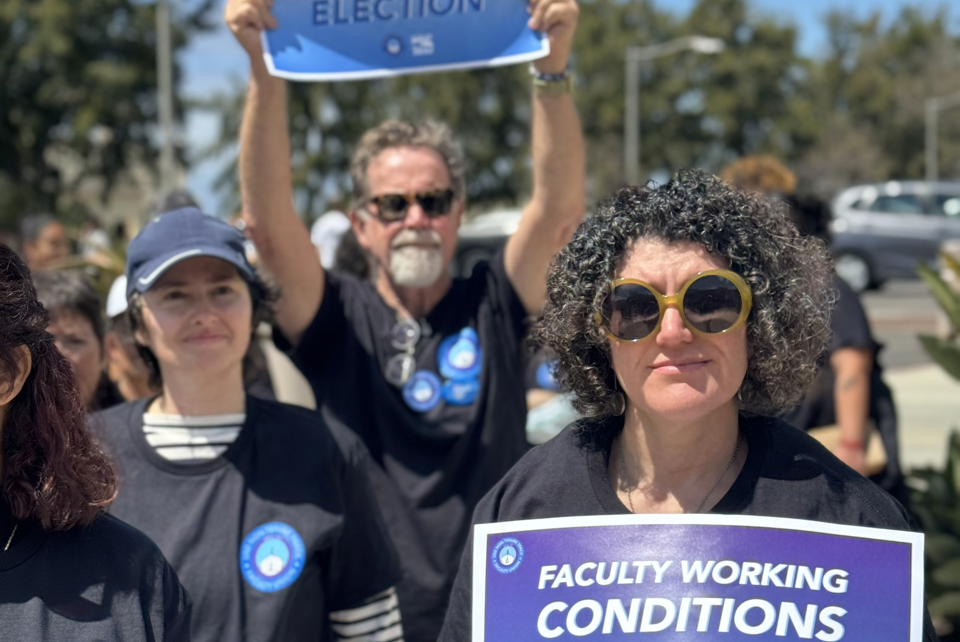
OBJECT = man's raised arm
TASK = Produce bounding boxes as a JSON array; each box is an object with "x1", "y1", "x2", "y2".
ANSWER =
[
  {"x1": 504, "y1": 0, "x2": 586, "y2": 315},
  {"x1": 227, "y1": 0, "x2": 324, "y2": 346}
]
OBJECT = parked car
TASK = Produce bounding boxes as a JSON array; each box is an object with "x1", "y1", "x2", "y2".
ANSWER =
[
  {"x1": 830, "y1": 181, "x2": 960, "y2": 292},
  {"x1": 453, "y1": 209, "x2": 522, "y2": 278}
]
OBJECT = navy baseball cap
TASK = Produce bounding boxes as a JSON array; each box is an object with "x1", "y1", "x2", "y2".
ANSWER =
[{"x1": 126, "y1": 207, "x2": 256, "y2": 298}]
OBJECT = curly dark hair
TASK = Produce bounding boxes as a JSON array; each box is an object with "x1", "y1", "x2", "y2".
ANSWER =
[
  {"x1": 537, "y1": 169, "x2": 834, "y2": 446},
  {"x1": 0, "y1": 245, "x2": 117, "y2": 530}
]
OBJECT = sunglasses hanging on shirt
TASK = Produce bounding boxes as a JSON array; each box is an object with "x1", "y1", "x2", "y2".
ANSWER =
[{"x1": 384, "y1": 316, "x2": 433, "y2": 387}]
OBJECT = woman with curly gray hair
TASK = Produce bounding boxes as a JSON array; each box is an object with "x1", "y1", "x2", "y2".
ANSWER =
[{"x1": 439, "y1": 169, "x2": 937, "y2": 641}]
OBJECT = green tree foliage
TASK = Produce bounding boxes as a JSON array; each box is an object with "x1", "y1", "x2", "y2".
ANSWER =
[
  {"x1": 202, "y1": 0, "x2": 960, "y2": 217},
  {"x1": 796, "y1": 6, "x2": 960, "y2": 195},
  {"x1": 0, "y1": 0, "x2": 214, "y2": 229}
]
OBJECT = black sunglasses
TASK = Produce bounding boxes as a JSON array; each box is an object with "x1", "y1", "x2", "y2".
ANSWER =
[{"x1": 366, "y1": 189, "x2": 456, "y2": 223}]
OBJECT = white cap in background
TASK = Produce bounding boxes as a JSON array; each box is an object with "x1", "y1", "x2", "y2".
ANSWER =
[
  {"x1": 310, "y1": 211, "x2": 351, "y2": 270},
  {"x1": 106, "y1": 275, "x2": 128, "y2": 318}
]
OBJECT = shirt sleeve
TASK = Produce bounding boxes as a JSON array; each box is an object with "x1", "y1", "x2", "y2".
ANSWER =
[
  {"x1": 829, "y1": 276, "x2": 876, "y2": 353},
  {"x1": 486, "y1": 250, "x2": 533, "y2": 356},
  {"x1": 438, "y1": 492, "x2": 500, "y2": 642},
  {"x1": 160, "y1": 559, "x2": 192, "y2": 642},
  {"x1": 324, "y1": 433, "x2": 403, "y2": 624},
  {"x1": 329, "y1": 587, "x2": 403, "y2": 642},
  {"x1": 273, "y1": 270, "x2": 349, "y2": 379}
]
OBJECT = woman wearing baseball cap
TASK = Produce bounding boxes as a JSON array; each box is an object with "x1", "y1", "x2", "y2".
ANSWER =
[{"x1": 93, "y1": 207, "x2": 403, "y2": 642}]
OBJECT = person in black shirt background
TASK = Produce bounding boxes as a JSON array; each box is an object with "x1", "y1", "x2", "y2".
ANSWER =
[
  {"x1": 0, "y1": 243, "x2": 190, "y2": 641},
  {"x1": 720, "y1": 155, "x2": 906, "y2": 501},
  {"x1": 225, "y1": 0, "x2": 585, "y2": 638},
  {"x1": 439, "y1": 171, "x2": 938, "y2": 641},
  {"x1": 94, "y1": 208, "x2": 402, "y2": 642}
]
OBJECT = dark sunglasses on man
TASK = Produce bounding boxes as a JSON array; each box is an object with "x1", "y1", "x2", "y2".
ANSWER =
[{"x1": 365, "y1": 188, "x2": 456, "y2": 223}]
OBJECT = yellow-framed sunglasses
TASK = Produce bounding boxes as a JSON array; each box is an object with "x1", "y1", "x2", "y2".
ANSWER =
[{"x1": 594, "y1": 269, "x2": 753, "y2": 343}]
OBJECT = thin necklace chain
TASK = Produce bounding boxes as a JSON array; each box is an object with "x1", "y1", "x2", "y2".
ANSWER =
[
  {"x1": 617, "y1": 429, "x2": 742, "y2": 514},
  {"x1": 3, "y1": 523, "x2": 17, "y2": 552}
]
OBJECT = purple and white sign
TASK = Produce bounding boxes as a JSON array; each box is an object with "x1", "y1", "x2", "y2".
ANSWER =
[{"x1": 473, "y1": 514, "x2": 925, "y2": 641}]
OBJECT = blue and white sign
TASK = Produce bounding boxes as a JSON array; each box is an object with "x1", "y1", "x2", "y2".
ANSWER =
[
  {"x1": 240, "y1": 522, "x2": 307, "y2": 593},
  {"x1": 261, "y1": 0, "x2": 550, "y2": 81},
  {"x1": 438, "y1": 327, "x2": 483, "y2": 381},
  {"x1": 403, "y1": 370, "x2": 444, "y2": 412}
]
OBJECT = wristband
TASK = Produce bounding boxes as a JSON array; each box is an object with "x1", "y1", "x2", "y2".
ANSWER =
[
  {"x1": 532, "y1": 75, "x2": 574, "y2": 96},
  {"x1": 529, "y1": 64, "x2": 569, "y2": 82},
  {"x1": 839, "y1": 438, "x2": 865, "y2": 450},
  {"x1": 529, "y1": 65, "x2": 573, "y2": 96}
]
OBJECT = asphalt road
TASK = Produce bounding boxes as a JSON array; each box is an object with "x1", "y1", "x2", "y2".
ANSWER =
[{"x1": 860, "y1": 279, "x2": 943, "y2": 371}]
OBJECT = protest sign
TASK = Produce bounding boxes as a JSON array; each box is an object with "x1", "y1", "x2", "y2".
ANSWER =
[
  {"x1": 473, "y1": 514, "x2": 925, "y2": 641},
  {"x1": 261, "y1": 0, "x2": 549, "y2": 81}
]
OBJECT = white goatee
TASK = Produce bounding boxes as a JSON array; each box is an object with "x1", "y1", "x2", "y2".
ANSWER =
[{"x1": 388, "y1": 229, "x2": 446, "y2": 288}]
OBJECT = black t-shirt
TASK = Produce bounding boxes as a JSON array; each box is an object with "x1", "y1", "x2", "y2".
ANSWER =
[
  {"x1": 783, "y1": 275, "x2": 882, "y2": 430},
  {"x1": 439, "y1": 415, "x2": 939, "y2": 642},
  {"x1": 276, "y1": 253, "x2": 531, "y2": 642},
  {"x1": 0, "y1": 498, "x2": 190, "y2": 641},
  {"x1": 93, "y1": 396, "x2": 400, "y2": 642}
]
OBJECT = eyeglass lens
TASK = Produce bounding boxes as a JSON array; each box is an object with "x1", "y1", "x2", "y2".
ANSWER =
[
  {"x1": 604, "y1": 275, "x2": 744, "y2": 340},
  {"x1": 682, "y1": 275, "x2": 743, "y2": 334},
  {"x1": 375, "y1": 190, "x2": 454, "y2": 221},
  {"x1": 604, "y1": 283, "x2": 660, "y2": 342}
]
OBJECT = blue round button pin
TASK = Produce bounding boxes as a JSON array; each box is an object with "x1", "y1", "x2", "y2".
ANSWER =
[
  {"x1": 403, "y1": 370, "x2": 443, "y2": 412},
  {"x1": 438, "y1": 328, "x2": 482, "y2": 381},
  {"x1": 239, "y1": 522, "x2": 306, "y2": 593},
  {"x1": 442, "y1": 377, "x2": 480, "y2": 405},
  {"x1": 536, "y1": 359, "x2": 561, "y2": 391}
]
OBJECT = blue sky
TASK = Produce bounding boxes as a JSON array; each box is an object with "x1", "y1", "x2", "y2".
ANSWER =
[{"x1": 179, "y1": 0, "x2": 951, "y2": 214}]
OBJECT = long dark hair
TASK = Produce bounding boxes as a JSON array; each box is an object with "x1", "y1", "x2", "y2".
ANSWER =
[{"x1": 0, "y1": 245, "x2": 117, "y2": 530}]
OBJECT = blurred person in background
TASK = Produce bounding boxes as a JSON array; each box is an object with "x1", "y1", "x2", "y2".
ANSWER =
[
  {"x1": 226, "y1": 0, "x2": 585, "y2": 637},
  {"x1": 32, "y1": 270, "x2": 125, "y2": 411},
  {"x1": 104, "y1": 275, "x2": 156, "y2": 402},
  {"x1": 721, "y1": 156, "x2": 906, "y2": 502},
  {"x1": 0, "y1": 244, "x2": 190, "y2": 641},
  {"x1": 19, "y1": 214, "x2": 69, "y2": 270},
  {"x1": 311, "y1": 210, "x2": 352, "y2": 270},
  {"x1": 95, "y1": 208, "x2": 401, "y2": 642}
]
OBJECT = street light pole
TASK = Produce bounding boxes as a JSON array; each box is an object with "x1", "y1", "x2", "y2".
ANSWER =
[
  {"x1": 624, "y1": 52, "x2": 641, "y2": 187},
  {"x1": 623, "y1": 36, "x2": 725, "y2": 186},
  {"x1": 926, "y1": 90, "x2": 960, "y2": 183},
  {"x1": 156, "y1": 0, "x2": 176, "y2": 196}
]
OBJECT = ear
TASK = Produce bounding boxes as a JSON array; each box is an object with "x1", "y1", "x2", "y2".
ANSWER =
[
  {"x1": 349, "y1": 208, "x2": 374, "y2": 251},
  {"x1": 134, "y1": 325, "x2": 150, "y2": 348},
  {"x1": 0, "y1": 346, "x2": 32, "y2": 407}
]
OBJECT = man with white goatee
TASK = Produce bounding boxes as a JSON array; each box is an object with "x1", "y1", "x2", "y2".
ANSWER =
[{"x1": 226, "y1": 0, "x2": 585, "y2": 638}]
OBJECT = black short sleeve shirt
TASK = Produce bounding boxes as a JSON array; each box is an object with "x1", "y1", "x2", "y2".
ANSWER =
[
  {"x1": 0, "y1": 500, "x2": 191, "y2": 642},
  {"x1": 439, "y1": 416, "x2": 939, "y2": 642},
  {"x1": 275, "y1": 253, "x2": 531, "y2": 641},
  {"x1": 93, "y1": 396, "x2": 400, "y2": 642},
  {"x1": 783, "y1": 275, "x2": 885, "y2": 431}
]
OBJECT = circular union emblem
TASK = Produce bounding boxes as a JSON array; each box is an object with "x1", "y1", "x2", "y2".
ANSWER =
[
  {"x1": 491, "y1": 537, "x2": 524, "y2": 574},
  {"x1": 384, "y1": 35, "x2": 403, "y2": 56},
  {"x1": 402, "y1": 370, "x2": 443, "y2": 412},
  {"x1": 240, "y1": 522, "x2": 306, "y2": 593},
  {"x1": 438, "y1": 327, "x2": 482, "y2": 380}
]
